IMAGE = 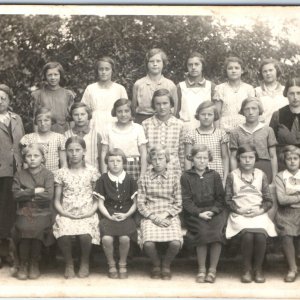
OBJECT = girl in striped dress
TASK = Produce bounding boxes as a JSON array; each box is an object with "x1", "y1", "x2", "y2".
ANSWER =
[
  {"x1": 65, "y1": 102, "x2": 101, "y2": 171},
  {"x1": 137, "y1": 145, "x2": 182, "y2": 280}
]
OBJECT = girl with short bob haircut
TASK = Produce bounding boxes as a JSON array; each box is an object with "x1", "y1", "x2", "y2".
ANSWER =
[
  {"x1": 275, "y1": 145, "x2": 300, "y2": 282},
  {"x1": 132, "y1": 48, "x2": 178, "y2": 124},
  {"x1": 230, "y1": 97, "x2": 278, "y2": 183},
  {"x1": 12, "y1": 143, "x2": 54, "y2": 280},
  {"x1": 101, "y1": 98, "x2": 147, "y2": 180},
  {"x1": 20, "y1": 107, "x2": 67, "y2": 172},
  {"x1": 137, "y1": 145, "x2": 182, "y2": 280},
  {"x1": 81, "y1": 56, "x2": 128, "y2": 135},
  {"x1": 96, "y1": 148, "x2": 138, "y2": 279},
  {"x1": 32, "y1": 61, "x2": 75, "y2": 134},
  {"x1": 255, "y1": 58, "x2": 288, "y2": 124},
  {"x1": 181, "y1": 144, "x2": 226, "y2": 283},
  {"x1": 65, "y1": 102, "x2": 101, "y2": 170},
  {"x1": 184, "y1": 100, "x2": 229, "y2": 184},
  {"x1": 213, "y1": 56, "x2": 255, "y2": 132},
  {"x1": 225, "y1": 144, "x2": 277, "y2": 283}
]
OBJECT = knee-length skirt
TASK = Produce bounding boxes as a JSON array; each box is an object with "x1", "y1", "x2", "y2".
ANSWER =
[
  {"x1": 275, "y1": 206, "x2": 300, "y2": 236},
  {"x1": 139, "y1": 216, "x2": 183, "y2": 247},
  {"x1": 53, "y1": 213, "x2": 100, "y2": 245},
  {"x1": 184, "y1": 210, "x2": 227, "y2": 247}
]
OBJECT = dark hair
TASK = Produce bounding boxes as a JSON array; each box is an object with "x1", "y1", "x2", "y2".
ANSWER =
[
  {"x1": 104, "y1": 148, "x2": 127, "y2": 165},
  {"x1": 145, "y1": 48, "x2": 168, "y2": 69},
  {"x1": 151, "y1": 88, "x2": 175, "y2": 110},
  {"x1": 34, "y1": 107, "x2": 56, "y2": 125},
  {"x1": 279, "y1": 145, "x2": 300, "y2": 165},
  {"x1": 236, "y1": 144, "x2": 259, "y2": 163},
  {"x1": 283, "y1": 77, "x2": 300, "y2": 97},
  {"x1": 195, "y1": 101, "x2": 219, "y2": 121},
  {"x1": 186, "y1": 144, "x2": 213, "y2": 162},
  {"x1": 224, "y1": 56, "x2": 244, "y2": 77},
  {"x1": 239, "y1": 97, "x2": 264, "y2": 116},
  {"x1": 111, "y1": 98, "x2": 134, "y2": 119},
  {"x1": 42, "y1": 62, "x2": 64, "y2": 83},
  {"x1": 258, "y1": 58, "x2": 282, "y2": 81},
  {"x1": 186, "y1": 51, "x2": 206, "y2": 74},
  {"x1": 69, "y1": 102, "x2": 92, "y2": 121},
  {"x1": 147, "y1": 145, "x2": 170, "y2": 164},
  {"x1": 0, "y1": 84, "x2": 13, "y2": 99},
  {"x1": 95, "y1": 56, "x2": 115, "y2": 79},
  {"x1": 65, "y1": 136, "x2": 87, "y2": 167}
]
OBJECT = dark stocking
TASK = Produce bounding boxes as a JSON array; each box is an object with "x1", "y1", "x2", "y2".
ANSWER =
[
  {"x1": 282, "y1": 236, "x2": 297, "y2": 271},
  {"x1": 209, "y1": 242, "x2": 222, "y2": 272},
  {"x1": 196, "y1": 245, "x2": 207, "y2": 273},
  {"x1": 30, "y1": 239, "x2": 42, "y2": 261},
  {"x1": 253, "y1": 233, "x2": 267, "y2": 272},
  {"x1": 144, "y1": 241, "x2": 160, "y2": 268},
  {"x1": 57, "y1": 236, "x2": 73, "y2": 265},
  {"x1": 78, "y1": 234, "x2": 92, "y2": 264},
  {"x1": 162, "y1": 240, "x2": 181, "y2": 271},
  {"x1": 241, "y1": 232, "x2": 254, "y2": 272},
  {"x1": 19, "y1": 239, "x2": 31, "y2": 262}
]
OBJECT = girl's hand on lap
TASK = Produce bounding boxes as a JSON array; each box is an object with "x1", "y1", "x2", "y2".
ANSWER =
[
  {"x1": 113, "y1": 213, "x2": 128, "y2": 221},
  {"x1": 244, "y1": 207, "x2": 264, "y2": 218},
  {"x1": 199, "y1": 211, "x2": 213, "y2": 220},
  {"x1": 159, "y1": 218, "x2": 171, "y2": 227}
]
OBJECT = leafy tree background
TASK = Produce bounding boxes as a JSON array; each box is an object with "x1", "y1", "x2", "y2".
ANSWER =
[{"x1": 0, "y1": 14, "x2": 300, "y2": 133}]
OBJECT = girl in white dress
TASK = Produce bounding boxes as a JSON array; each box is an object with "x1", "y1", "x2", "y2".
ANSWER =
[{"x1": 81, "y1": 56, "x2": 128, "y2": 135}]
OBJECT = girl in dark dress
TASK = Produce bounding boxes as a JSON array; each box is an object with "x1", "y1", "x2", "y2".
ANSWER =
[
  {"x1": 96, "y1": 148, "x2": 137, "y2": 279},
  {"x1": 181, "y1": 144, "x2": 226, "y2": 283},
  {"x1": 12, "y1": 143, "x2": 54, "y2": 280}
]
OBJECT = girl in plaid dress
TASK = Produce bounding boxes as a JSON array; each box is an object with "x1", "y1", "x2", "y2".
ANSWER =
[
  {"x1": 20, "y1": 107, "x2": 67, "y2": 172},
  {"x1": 101, "y1": 98, "x2": 147, "y2": 180},
  {"x1": 137, "y1": 145, "x2": 183, "y2": 280},
  {"x1": 184, "y1": 101, "x2": 229, "y2": 185},
  {"x1": 142, "y1": 88, "x2": 185, "y2": 174},
  {"x1": 96, "y1": 148, "x2": 137, "y2": 279}
]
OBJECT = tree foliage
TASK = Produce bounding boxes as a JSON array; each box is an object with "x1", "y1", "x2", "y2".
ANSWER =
[{"x1": 0, "y1": 14, "x2": 300, "y2": 132}]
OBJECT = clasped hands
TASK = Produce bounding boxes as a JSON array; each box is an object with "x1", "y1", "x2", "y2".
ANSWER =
[{"x1": 150, "y1": 212, "x2": 171, "y2": 227}]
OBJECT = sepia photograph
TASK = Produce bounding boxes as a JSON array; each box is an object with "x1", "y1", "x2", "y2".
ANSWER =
[{"x1": 0, "y1": 4, "x2": 300, "y2": 298}]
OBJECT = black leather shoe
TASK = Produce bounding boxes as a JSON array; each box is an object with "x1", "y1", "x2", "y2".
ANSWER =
[
  {"x1": 254, "y1": 270, "x2": 265, "y2": 283},
  {"x1": 284, "y1": 270, "x2": 298, "y2": 283},
  {"x1": 161, "y1": 270, "x2": 172, "y2": 280},
  {"x1": 241, "y1": 270, "x2": 252, "y2": 283},
  {"x1": 150, "y1": 267, "x2": 161, "y2": 279}
]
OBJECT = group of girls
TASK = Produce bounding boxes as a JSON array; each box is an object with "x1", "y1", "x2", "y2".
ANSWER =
[{"x1": 0, "y1": 47, "x2": 299, "y2": 286}]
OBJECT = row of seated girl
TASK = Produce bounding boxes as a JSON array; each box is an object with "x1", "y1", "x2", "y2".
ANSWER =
[{"x1": 11, "y1": 136, "x2": 300, "y2": 286}]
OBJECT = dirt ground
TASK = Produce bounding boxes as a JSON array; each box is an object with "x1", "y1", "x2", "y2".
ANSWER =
[{"x1": 0, "y1": 252, "x2": 299, "y2": 299}]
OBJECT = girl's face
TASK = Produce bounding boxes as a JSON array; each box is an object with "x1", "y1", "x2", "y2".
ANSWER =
[
  {"x1": 67, "y1": 142, "x2": 85, "y2": 165},
  {"x1": 287, "y1": 86, "x2": 300, "y2": 108},
  {"x1": 36, "y1": 113, "x2": 52, "y2": 133},
  {"x1": 285, "y1": 153, "x2": 300, "y2": 174},
  {"x1": 261, "y1": 63, "x2": 277, "y2": 84},
  {"x1": 187, "y1": 57, "x2": 203, "y2": 78},
  {"x1": 25, "y1": 149, "x2": 44, "y2": 169},
  {"x1": 98, "y1": 61, "x2": 112, "y2": 82},
  {"x1": 147, "y1": 53, "x2": 163, "y2": 75},
  {"x1": 72, "y1": 107, "x2": 89, "y2": 127},
  {"x1": 151, "y1": 152, "x2": 167, "y2": 173},
  {"x1": 107, "y1": 155, "x2": 123, "y2": 175},
  {"x1": 46, "y1": 67, "x2": 60, "y2": 87},
  {"x1": 243, "y1": 102, "x2": 260, "y2": 123},
  {"x1": 154, "y1": 95, "x2": 171, "y2": 118},
  {"x1": 193, "y1": 151, "x2": 209, "y2": 172},
  {"x1": 226, "y1": 62, "x2": 243, "y2": 81},
  {"x1": 239, "y1": 151, "x2": 256, "y2": 171},
  {"x1": 198, "y1": 107, "x2": 214, "y2": 128},
  {"x1": 0, "y1": 91, "x2": 9, "y2": 114},
  {"x1": 116, "y1": 104, "x2": 132, "y2": 124}
]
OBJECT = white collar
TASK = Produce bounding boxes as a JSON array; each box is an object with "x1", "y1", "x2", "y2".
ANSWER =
[
  {"x1": 108, "y1": 170, "x2": 126, "y2": 185},
  {"x1": 283, "y1": 169, "x2": 300, "y2": 180},
  {"x1": 239, "y1": 122, "x2": 265, "y2": 134}
]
